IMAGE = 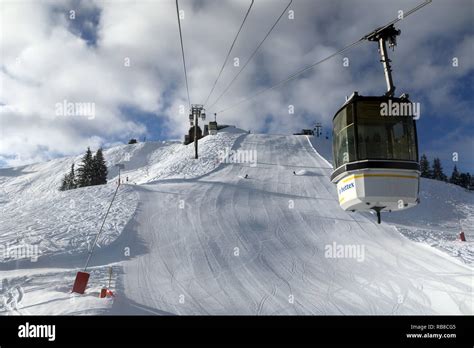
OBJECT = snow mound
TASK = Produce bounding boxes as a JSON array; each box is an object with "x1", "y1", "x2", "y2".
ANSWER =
[{"x1": 105, "y1": 127, "x2": 247, "y2": 184}]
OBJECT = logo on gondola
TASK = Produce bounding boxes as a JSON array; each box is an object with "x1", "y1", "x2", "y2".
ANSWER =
[{"x1": 338, "y1": 182, "x2": 354, "y2": 195}]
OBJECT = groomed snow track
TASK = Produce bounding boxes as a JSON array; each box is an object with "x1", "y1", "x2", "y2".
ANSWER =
[{"x1": 111, "y1": 134, "x2": 473, "y2": 315}]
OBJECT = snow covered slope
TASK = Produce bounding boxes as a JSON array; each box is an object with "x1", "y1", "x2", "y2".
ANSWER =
[
  {"x1": 383, "y1": 179, "x2": 474, "y2": 264},
  {"x1": 0, "y1": 130, "x2": 472, "y2": 315},
  {"x1": 307, "y1": 135, "x2": 474, "y2": 265},
  {"x1": 105, "y1": 126, "x2": 246, "y2": 184},
  {"x1": 0, "y1": 128, "x2": 245, "y2": 261},
  {"x1": 112, "y1": 134, "x2": 472, "y2": 315}
]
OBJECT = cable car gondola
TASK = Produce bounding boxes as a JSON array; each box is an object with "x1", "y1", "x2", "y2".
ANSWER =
[
  {"x1": 209, "y1": 121, "x2": 218, "y2": 135},
  {"x1": 330, "y1": 25, "x2": 420, "y2": 223}
]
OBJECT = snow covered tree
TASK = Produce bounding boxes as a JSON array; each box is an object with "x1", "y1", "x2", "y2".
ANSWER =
[
  {"x1": 76, "y1": 147, "x2": 94, "y2": 187},
  {"x1": 67, "y1": 163, "x2": 77, "y2": 189},
  {"x1": 432, "y1": 158, "x2": 447, "y2": 182},
  {"x1": 91, "y1": 148, "x2": 108, "y2": 185},
  {"x1": 450, "y1": 165, "x2": 461, "y2": 186},
  {"x1": 59, "y1": 163, "x2": 76, "y2": 191},
  {"x1": 59, "y1": 174, "x2": 68, "y2": 191},
  {"x1": 419, "y1": 154, "x2": 431, "y2": 178}
]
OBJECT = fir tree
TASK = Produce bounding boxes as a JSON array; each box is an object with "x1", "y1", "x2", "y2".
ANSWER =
[
  {"x1": 67, "y1": 163, "x2": 77, "y2": 190},
  {"x1": 59, "y1": 174, "x2": 68, "y2": 191},
  {"x1": 432, "y1": 158, "x2": 447, "y2": 182},
  {"x1": 92, "y1": 148, "x2": 108, "y2": 185},
  {"x1": 450, "y1": 165, "x2": 461, "y2": 186},
  {"x1": 69, "y1": 163, "x2": 77, "y2": 189},
  {"x1": 77, "y1": 147, "x2": 94, "y2": 187},
  {"x1": 59, "y1": 163, "x2": 76, "y2": 191},
  {"x1": 419, "y1": 154, "x2": 431, "y2": 178},
  {"x1": 459, "y1": 172, "x2": 471, "y2": 189}
]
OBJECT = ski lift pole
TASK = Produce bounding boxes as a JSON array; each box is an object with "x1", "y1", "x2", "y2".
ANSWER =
[
  {"x1": 116, "y1": 163, "x2": 124, "y2": 185},
  {"x1": 314, "y1": 122, "x2": 322, "y2": 137},
  {"x1": 83, "y1": 180, "x2": 121, "y2": 272},
  {"x1": 194, "y1": 109, "x2": 198, "y2": 159},
  {"x1": 190, "y1": 104, "x2": 205, "y2": 159}
]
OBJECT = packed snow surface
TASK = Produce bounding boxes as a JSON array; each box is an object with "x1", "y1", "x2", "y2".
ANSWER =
[
  {"x1": 308, "y1": 135, "x2": 474, "y2": 265},
  {"x1": 0, "y1": 129, "x2": 472, "y2": 315}
]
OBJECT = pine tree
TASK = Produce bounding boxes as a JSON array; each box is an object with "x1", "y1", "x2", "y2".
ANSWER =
[
  {"x1": 432, "y1": 158, "x2": 447, "y2": 182},
  {"x1": 459, "y1": 172, "x2": 471, "y2": 189},
  {"x1": 67, "y1": 163, "x2": 77, "y2": 189},
  {"x1": 91, "y1": 148, "x2": 108, "y2": 185},
  {"x1": 59, "y1": 174, "x2": 68, "y2": 191},
  {"x1": 59, "y1": 163, "x2": 76, "y2": 191},
  {"x1": 419, "y1": 154, "x2": 431, "y2": 178},
  {"x1": 77, "y1": 147, "x2": 94, "y2": 187},
  {"x1": 450, "y1": 165, "x2": 461, "y2": 186}
]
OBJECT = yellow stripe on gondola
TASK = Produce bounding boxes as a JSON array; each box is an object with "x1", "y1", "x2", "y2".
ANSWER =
[{"x1": 341, "y1": 173, "x2": 419, "y2": 183}]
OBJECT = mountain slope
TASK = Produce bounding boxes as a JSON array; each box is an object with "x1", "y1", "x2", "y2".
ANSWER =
[
  {"x1": 0, "y1": 130, "x2": 472, "y2": 315},
  {"x1": 115, "y1": 134, "x2": 472, "y2": 315},
  {"x1": 308, "y1": 135, "x2": 474, "y2": 265}
]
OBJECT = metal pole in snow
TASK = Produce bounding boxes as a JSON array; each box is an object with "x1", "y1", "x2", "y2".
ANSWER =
[
  {"x1": 83, "y1": 179, "x2": 121, "y2": 272},
  {"x1": 117, "y1": 163, "x2": 125, "y2": 185},
  {"x1": 194, "y1": 109, "x2": 198, "y2": 159},
  {"x1": 108, "y1": 266, "x2": 113, "y2": 288}
]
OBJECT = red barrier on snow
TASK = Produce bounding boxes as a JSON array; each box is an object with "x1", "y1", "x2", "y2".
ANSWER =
[
  {"x1": 460, "y1": 231, "x2": 466, "y2": 242},
  {"x1": 99, "y1": 288, "x2": 115, "y2": 298},
  {"x1": 72, "y1": 271, "x2": 90, "y2": 294},
  {"x1": 99, "y1": 288, "x2": 107, "y2": 298}
]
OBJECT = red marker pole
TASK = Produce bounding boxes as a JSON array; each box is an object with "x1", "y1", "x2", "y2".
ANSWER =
[{"x1": 100, "y1": 267, "x2": 114, "y2": 298}]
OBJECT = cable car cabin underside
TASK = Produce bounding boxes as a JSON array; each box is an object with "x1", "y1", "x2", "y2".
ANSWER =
[
  {"x1": 330, "y1": 93, "x2": 420, "y2": 221},
  {"x1": 331, "y1": 161, "x2": 420, "y2": 212}
]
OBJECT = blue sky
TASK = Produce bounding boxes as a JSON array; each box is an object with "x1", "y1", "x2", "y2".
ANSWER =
[{"x1": 0, "y1": 0, "x2": 473, "y2": 175}]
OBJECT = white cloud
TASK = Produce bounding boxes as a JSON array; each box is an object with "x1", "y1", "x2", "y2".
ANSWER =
[{"x1": 0, "y1": 0, "x2": 472, "y2": 168}]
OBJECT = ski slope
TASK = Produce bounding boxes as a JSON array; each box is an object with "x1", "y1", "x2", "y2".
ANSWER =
[
  {"x1": 0, "y1": 129, "x2": 472, "y2": 315},
  {"x1": 0, "y1": 128, "x2": 244, "y2": 262},
  {"x1": 112, "y1": 134, "x2": 472, "y2": 315},
  {"x1": 309, "y1": 135, "x2": 474, "y2": 265}
]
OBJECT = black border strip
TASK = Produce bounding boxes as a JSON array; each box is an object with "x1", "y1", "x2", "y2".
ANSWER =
[{"x1": 0, "y1": 315, "x2": 472, "y2": 347}]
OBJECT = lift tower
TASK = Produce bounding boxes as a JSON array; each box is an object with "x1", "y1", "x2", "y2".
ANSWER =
[{"x1": 189, "y1": 104, "x2": 206, "y2": 159}]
